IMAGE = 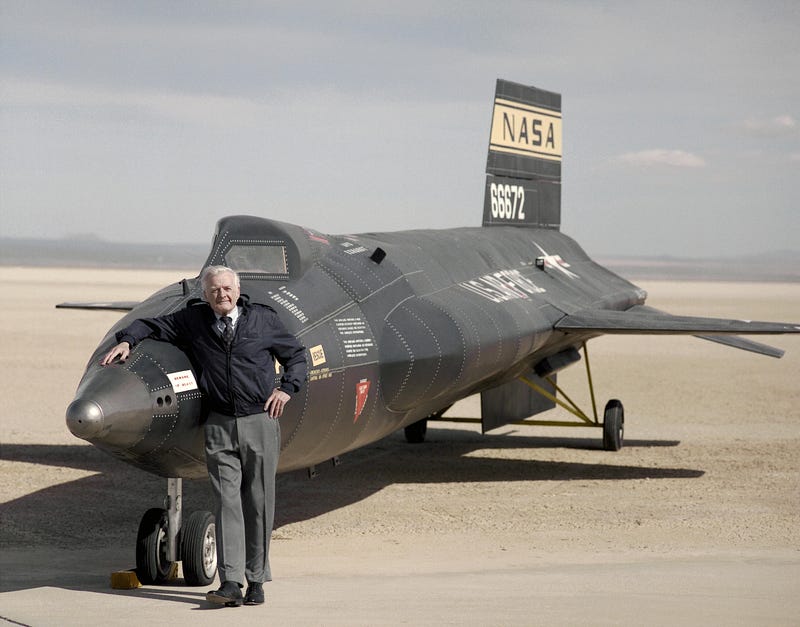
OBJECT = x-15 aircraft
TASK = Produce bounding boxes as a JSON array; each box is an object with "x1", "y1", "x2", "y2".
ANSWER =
[{"x1": 61, "y1": 79, "x2": 800, "y2": 586}]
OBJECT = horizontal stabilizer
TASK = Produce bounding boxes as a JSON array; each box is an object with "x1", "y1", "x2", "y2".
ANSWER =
[
  {"x1": 555, "y1": 306, "x2": 799, "y2": 358},
  {"x1": 629, "y1": 305, "x2": 790, "y2": 358},
  {"x1": 556, "y1": 307, "x2": 800, "y2": 335},
  {"x1": 693, "y1": 334, "x2": 785, "y2": 358},
  {"x1": 56, "y1": 301, "x2": 139, "y2": 312}
]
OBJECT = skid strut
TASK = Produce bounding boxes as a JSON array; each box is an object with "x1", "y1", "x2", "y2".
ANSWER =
[
  {"x1": 430, "y1": 342, "x2": 604, "y2": 430},
  {"x1": 518, "y1": 341, "x2": 599, "y2": 427},
  {"x1": 425, "y1": 342, "x2": 623, "y2": 449}
]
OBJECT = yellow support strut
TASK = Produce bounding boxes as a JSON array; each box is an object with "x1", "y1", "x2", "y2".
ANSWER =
[
  {"x1": 518, "y1": 342, "x2": 600, "y2": 427},
  {"x1": 428, "y1": 342, "x2": 603, "y2": 430}
]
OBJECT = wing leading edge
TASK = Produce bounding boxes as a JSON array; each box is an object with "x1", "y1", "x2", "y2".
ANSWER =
[
  {"x1": 555, "y1": 305, "x2": 800, "y2": 358},
  {"x1": 56, "y1": 301, "x2": 139, "y2": 312}
]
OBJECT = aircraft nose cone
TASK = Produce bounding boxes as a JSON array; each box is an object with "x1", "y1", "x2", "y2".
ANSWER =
[
  {"x1": 66, "y1": 398, "x2": 104, "y2": 438},
  {"x1": 65, "y1": 364, "x2": 153, "y2": 447}
]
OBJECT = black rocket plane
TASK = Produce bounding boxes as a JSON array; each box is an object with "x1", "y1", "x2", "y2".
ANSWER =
[{"x1": 61, "y1": 79, "x2": 800, "y2": 586}]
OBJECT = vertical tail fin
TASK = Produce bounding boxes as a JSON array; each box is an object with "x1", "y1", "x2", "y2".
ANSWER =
[{"x1": 482, "y1": 79, "x2": 562, "y2": 229}]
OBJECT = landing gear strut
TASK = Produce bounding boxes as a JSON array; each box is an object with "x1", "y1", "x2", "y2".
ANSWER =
[
  {"x1": 135, "y1": 478, "x2": 217, "y2": 586},
  {"x1": 405, "y1": 343, "x2": 625, "y2": 451},
  {"x1": 516, "y1": 341, "x2": 626, "y2": 451}
]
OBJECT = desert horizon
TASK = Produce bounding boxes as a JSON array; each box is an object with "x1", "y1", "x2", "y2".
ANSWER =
[{"x1": 3, "y1": 236, "x2": 800, "y2": 283}]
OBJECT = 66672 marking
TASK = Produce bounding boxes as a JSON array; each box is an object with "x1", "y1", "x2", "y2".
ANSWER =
[{"x1": 489, "y1": 182, "x2": 526, "y2": 220}]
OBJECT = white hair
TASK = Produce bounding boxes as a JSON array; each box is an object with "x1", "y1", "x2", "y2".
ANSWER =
[{"x1": 200, "y1": 265, "x2": 240, "y2": 290}]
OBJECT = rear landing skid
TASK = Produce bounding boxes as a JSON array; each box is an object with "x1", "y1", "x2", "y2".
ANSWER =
[{"x1": 409, "y1": 342, "x2": 625, "y2": 451}]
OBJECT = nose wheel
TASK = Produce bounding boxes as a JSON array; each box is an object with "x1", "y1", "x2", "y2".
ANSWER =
[
  {"x1": 181, "y1": 510, "x2": 217, "y2": 586},
  {"x1": 135, "y1": 479, "x2": 217, "y2": 586},
  {"x1": 136, "y1": 507, "x2": 174, "y2": 584}
]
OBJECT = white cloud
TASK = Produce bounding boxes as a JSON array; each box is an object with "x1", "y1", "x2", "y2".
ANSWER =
[
  {"x1": 742, "y1": 115, "x2": 798, "y2": 137},
  {"x1": 613, "y1": 149, "x2": 706, "y2": 168}
]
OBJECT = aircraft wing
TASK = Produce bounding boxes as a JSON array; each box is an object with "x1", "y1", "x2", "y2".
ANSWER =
[
  {"x1": 56, "y1": 301, "x2": 139, "y2": 312},
  {"x1": 555, "y1": 305, "x2": 800, "y2": 358}
]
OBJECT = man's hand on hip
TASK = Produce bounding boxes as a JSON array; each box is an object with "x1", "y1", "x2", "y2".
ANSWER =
[{"x1": 264, "y1": 389, "x2": 290, "y2": 418}]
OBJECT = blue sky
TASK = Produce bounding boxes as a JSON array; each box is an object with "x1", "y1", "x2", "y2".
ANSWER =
[{"x1": 1, "y1": 1, "x2": 798, "y2": 257}]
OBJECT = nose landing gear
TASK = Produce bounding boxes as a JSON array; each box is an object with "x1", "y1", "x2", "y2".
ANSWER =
[{"x1": 135, "y1": 478, "x2": 217, "y2": 586}]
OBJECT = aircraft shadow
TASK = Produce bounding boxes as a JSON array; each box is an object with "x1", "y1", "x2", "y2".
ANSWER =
[
  {"x1": 0, "y1": 427, "x2": 697, "y2": 596},
  {"x1": 274, "y1": 427, "x2": 691, "y2": 528}
]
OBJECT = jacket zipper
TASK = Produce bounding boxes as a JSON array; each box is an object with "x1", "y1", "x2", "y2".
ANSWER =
[{"x1": 225, "y1": 339, "x2": 235, "y2": 415}]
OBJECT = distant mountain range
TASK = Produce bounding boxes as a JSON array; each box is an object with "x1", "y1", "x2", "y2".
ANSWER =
[
  {"x1": 595, "y1": 251, "x2": 800, "y2": 282},
  {"x1": 0, "y1": 237, "x2": 207, "y2": 270},
  {"x1": 2, "y1": 237, "x2": 799, "y2": 282}
]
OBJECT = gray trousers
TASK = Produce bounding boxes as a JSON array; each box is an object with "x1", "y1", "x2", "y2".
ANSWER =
[{"x1": 204, "y1": 409, "x2": 280, "y2": 586}]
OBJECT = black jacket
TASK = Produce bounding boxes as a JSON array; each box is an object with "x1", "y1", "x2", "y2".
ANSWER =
[{"x1": 116, "y1": 295, "x2": 307, "y2": 417}]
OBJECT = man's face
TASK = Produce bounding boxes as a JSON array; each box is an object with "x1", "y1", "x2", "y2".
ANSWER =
[{"x1": 204, "y1": 271, "x2": 240, "y2": 316}]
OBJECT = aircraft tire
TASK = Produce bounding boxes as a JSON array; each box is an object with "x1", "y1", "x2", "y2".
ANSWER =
[
  {"x1": 404, "y1": 419, "x2": 428, "y2": 444},
  {"x1": 181, "y1": 510, "x2": 217, "y2": 586},
  {"x1": 136, "y1": 507, "x2": 174, "y2": 585},
  {"x1": 602, "y1": 399, "x2": 624, "y2": 451}
]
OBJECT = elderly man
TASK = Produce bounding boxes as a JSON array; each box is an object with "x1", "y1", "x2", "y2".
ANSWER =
[{"x1": 102, "y1": 265, "x2": 307, "y2": 607}]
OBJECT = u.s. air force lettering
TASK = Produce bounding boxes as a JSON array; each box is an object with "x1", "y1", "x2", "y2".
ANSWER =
[{"x1": 459, "y1": 269, "x2": 546, "y2": 303}]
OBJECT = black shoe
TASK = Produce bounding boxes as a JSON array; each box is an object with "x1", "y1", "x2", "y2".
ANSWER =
[
  {"x1": 244, "y1": 581, "x2": 265, "y2": 605},
  {"x1": 206, "y1": 581, "x2": 243, "y2": 607}
]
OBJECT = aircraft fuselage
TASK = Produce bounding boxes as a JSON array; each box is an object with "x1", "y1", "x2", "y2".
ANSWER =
[{"x1": 66, "y1": 217, "x2": 644, "y2": 478}]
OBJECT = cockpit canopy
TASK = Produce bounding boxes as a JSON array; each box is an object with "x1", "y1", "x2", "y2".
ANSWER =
[{"x1": 203, "y1": 215, "x2": 316, "y2": 281}]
